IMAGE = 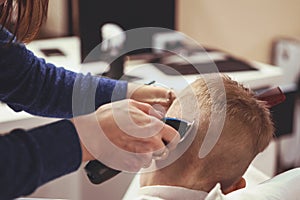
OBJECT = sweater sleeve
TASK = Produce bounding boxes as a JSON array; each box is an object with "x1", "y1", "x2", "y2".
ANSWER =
[
  {"x1": 0, "y1": 28, "x2": 127, "y2": 198},
  {"x1": 0, "y1": 120, "x2": 81, "y2": 199},
  {"x1": 0, "y1": 28, "x2": 127, "y2": 118}
]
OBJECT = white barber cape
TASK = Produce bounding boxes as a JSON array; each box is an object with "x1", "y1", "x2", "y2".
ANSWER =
[
  {"x1": 135, "y1": 184, "x2": 225, "y2": 200},
  {"x1": 134, "y1": 168, "x2": 300, "y2": 200}
]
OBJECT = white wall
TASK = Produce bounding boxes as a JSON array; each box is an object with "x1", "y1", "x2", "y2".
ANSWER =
[
  {"x1": 39, "y1": 0, "x2": 69, "y2": 37},
  {"x1": 177, "y1": 0, "x2": 300, "y2": 63}
]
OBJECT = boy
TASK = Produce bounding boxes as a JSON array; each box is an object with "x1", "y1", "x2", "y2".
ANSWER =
[{"x1": 138, "y1": 74, "x2": 274, "y2": 200}]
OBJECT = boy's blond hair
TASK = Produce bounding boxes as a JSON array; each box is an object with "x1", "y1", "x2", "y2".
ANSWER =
[{"x1": 164, "y1": 74, "x2": 274, "y2": 191}]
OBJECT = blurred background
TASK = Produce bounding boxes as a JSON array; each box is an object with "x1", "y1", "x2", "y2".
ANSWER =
[
  {"x1": 8, "y1": 0, "x2": 300, "y2": 199},
  {"x1": 39, "y1": 0, "x2": 300, "y2": 64}
]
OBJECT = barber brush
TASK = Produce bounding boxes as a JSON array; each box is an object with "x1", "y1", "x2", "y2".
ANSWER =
[{"x1": 255, "y1": 87, "x2": 286, "y2": 108}]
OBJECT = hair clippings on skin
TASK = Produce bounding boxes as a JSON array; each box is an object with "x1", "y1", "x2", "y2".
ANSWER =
[{"x1": 255, "y1": 87, "x2": 286, "y2": 108}]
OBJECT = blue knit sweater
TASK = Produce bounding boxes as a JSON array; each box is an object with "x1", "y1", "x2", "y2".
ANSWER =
[{"x1": 0, "y1": 28, "x2": 127, "y2": 199}]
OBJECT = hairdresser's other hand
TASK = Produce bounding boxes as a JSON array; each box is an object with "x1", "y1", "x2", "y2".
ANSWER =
[
  {"x1": 127, "y1": 83, "x2": 176, "y2": 115},
  {"x1": 72, "y1": 99, "x2": 180, "y2": 172}
]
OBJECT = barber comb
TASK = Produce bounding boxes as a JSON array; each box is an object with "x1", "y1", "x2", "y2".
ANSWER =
[{"x1": 255, "y1": 87, "x2": 286, "y2": 108}]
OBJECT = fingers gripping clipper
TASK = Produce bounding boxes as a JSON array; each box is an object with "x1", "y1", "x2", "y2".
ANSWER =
[{"x1": 84, "y1": 117, "x2": 194, "y2": 184}]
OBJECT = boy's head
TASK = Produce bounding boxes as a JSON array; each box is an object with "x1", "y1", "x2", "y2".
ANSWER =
[{"x1": 141, "y1": 74, "x2": 274, "y2": 193}]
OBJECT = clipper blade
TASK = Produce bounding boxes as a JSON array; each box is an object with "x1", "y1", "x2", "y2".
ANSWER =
[{"x1": 162, "y1": 117, "x2": 194, "y2": 142}]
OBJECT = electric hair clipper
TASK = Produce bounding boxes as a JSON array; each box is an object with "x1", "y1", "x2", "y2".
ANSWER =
[{"x1": 84, "y1": 117, "x2": 194, "y2": 184}]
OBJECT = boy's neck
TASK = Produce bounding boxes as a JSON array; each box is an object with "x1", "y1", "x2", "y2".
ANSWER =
[{"x1": 140, "y1": 167, "x2": 211, "y2": 192}]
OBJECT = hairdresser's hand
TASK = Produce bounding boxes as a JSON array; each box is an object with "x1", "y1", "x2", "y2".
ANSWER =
[
  {"x1": 127, "y1": 83, "x2": 176, "y2": 115},
  {"x1": 72, "y1": 99, "x2": 180, "y2": 172}
]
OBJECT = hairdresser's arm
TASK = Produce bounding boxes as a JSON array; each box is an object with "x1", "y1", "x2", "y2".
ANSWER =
[
  {"x1": 0, "y1": 120, "x2": 82, "y2": 199},
  {"x1": 0, "y1": 28, "x2": 127, "y2": 118},
  {"x1": 0, "y1": 98, "x2": 179, "y2": 199}
]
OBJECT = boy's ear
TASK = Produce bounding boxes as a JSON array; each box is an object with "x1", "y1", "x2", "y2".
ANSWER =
[{"x1": 223, "y1": 177, "x2": 246, "y2": 194}]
